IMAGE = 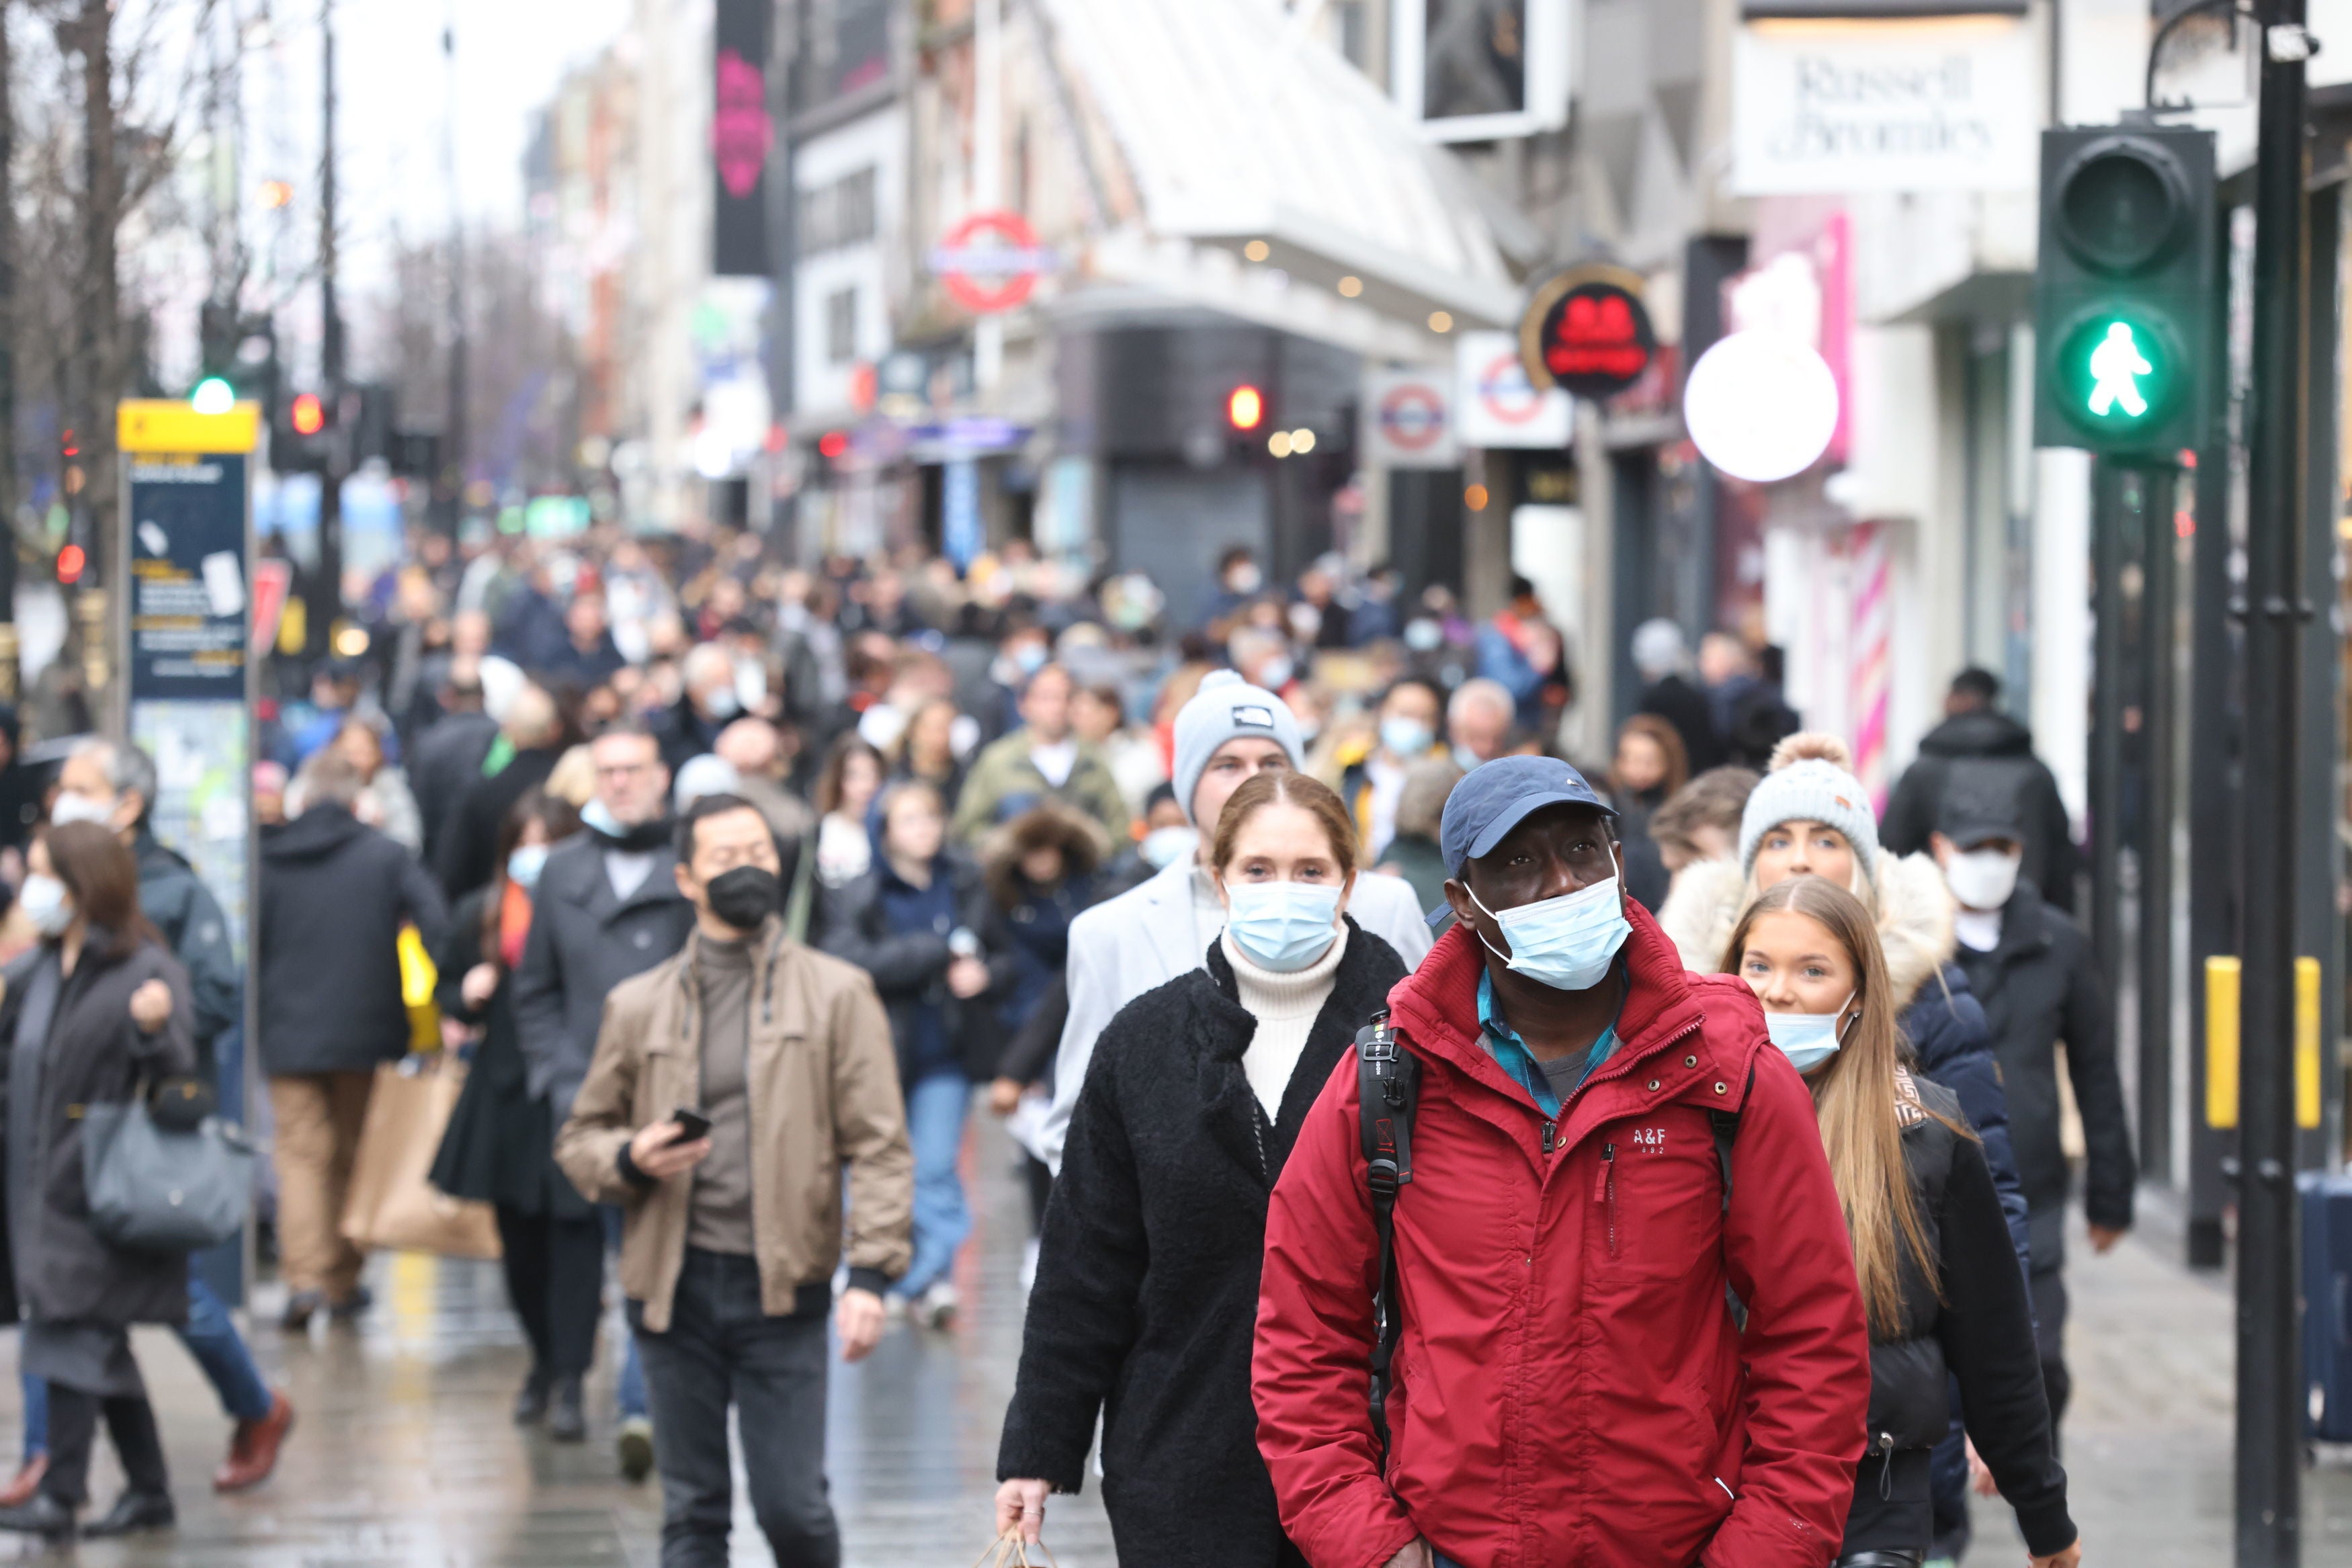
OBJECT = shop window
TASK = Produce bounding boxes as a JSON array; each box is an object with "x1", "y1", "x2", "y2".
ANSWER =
[
  {"x1": 1388, "y1": 0, "x2": 1568, "y2": 142},
  {"x1": 826, "y1": 288, "x2": 858, "y2": 364},
  {"x1": 798, "y1": 167, "x2": 877, "y2": 259}
]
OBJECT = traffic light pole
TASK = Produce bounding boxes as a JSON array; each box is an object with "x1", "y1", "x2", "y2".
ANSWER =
[
  {"x1": 2236, "y1": 3, "x2": 2308, "y2": 1563},
  {"x1": 315, "y1": 0, "x2": 343, "y2": 644}
]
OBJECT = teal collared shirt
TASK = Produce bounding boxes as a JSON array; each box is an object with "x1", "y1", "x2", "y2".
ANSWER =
[{"x1": 1478, "y1": 969, "x2": 1621, "y2": 1117}]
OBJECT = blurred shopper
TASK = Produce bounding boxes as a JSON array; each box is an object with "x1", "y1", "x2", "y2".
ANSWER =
[
  {"x1": 1724, "y1": 644, "x2": 1802, "y2": 769},
  {"x1": 1372, "y1": 757, "x2": 1462, "y2": 914},
  {"x1": 1251, "y1": 757, "x2": 1871, "y2": 1568},
  {"x1": 1443, "y1": 677, "x2": 1515, "y2": 772},
  {"x1": 549, "y1": 592, "x2": 629, "y2": 691},
  {"x1": 439, "y1": 683, "x2": 570, "y2": 900},
  {"x1": 555, "y1": 792, "x2": 912, "y2": 1568},
  {"x1": 1607, "y1": 713, "x2": 1689, "y2": 839},
  {"x1": 655, "y1": 645, "x2": 748, "y2": 775},
  {"x1": 409, "y1": 666, "x2": 497, "y2": 868},
  {"x1": 712, "y1": 720, "x2": 816, "y2": 846},
  {"x1": 953, "y1": 664, "x2": 1130, "y2": 847},
  {"x1": 317, "y1": 715, "x2": 423, "y2": 851},
  {"x1": 511, "y1": 723, "x2": 694, "y2": 1479},
  {"x1": 257, "y1": 752, "x2": 450, "y2": 1330},
  {"x1": 429, "y1": 789, "x2": 599, "y2": 1442},
  {"x1": 887, "y1": 697, "x2": 967, "y2": 807},
  {"x1": 1474, "y1": 575, "x2": 1572, "y2": 733},
  {"x1": 1074, "y1": 680, "x2": 1166, "y2": 819},
  {"x1": 1727, "y1": 877, "x2": 2078, "y2": 1568},
  {"x1": 1336, "y1": 678, "x2": 1447, "y2": 861},
  {"x1": 0, "y1": 705, "x2": 40, "y2": 864},
  {"x1": 1933, "y1": 795, "x2": 2134, "y2": 1442},
  {"x1": 979, "y1": 805, "x2": 1103, "y2": 1059},
  {"x1": 41, "y1": 740, "x2": 291, "y2": 1492},
  {"x1": 995, "y1": 774, "x2": 1406, "y2": 1564},
  {"x1": 1040, "y1": 673, "x2": 1433, "y2": 1172},
  {"x1": 1631, "y1": 617, "x2": 1723, "y2": 775},
  {"x1": 812, "y1": 735, "x2": 886, "y2": 891},
  {"x1": 0, "y1": 826, "x2": 198, "y2": 1542},
  {"x1": 1199, "y1": 546, "x2": 1267, "y2": 635},
  {"x1": 1884, "y1": 668, "x2": 2083, "y2": 915},
  {"x1": 821, "y1": 781, "x2": 1002, "y2": 1328},
  {"x1": 1646, "y1": 765, "x2": 1760, "y2": 875}
]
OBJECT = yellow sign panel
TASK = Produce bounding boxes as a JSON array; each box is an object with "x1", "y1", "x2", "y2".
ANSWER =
[{"x1": 116, "y1": 400, "x2": 260, "y2": 455}]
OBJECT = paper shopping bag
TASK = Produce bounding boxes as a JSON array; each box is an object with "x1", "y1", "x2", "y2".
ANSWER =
[{"x1": 340, "y1": 1057, "x2": 501, "y2": 1260}]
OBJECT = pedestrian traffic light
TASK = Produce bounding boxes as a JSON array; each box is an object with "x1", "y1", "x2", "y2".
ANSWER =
[
  {"x1": 291, "y1": 393, "x2": 325, "y2": 436},
  {"x1": 2032, "y1": 125, "x2": 2216, "y2": 457}
]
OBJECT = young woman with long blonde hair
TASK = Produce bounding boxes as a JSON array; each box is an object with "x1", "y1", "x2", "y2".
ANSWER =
[{"x1": 1725, "y1": 875, "x2": 2078, "y2": 1568}]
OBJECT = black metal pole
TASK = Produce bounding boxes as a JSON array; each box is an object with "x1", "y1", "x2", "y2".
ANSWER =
[
  {"x1": 2091, "y1": 457, "x2": 2128, "y2": 1007},
  {"x1": 441, "y1": 9, "x2": 464, "y2": 539},
  {"x1": 2139, "y1": 462, "x2": 2179, "y2": 1184},
  {"x1": 2298, "y1": 177, "x2": 2345, "y2": 1170},
  {"x1": 2236, "y1": 4, "x2": 2308, "y2": 1563},
  {"x1": 316, "y1": 0, "x2": 342, "y2": 646}
]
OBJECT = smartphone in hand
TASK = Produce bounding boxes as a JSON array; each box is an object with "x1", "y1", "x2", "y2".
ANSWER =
[{"x1": 668, "y1": 1107, "x2": 714, "y2": 1145}]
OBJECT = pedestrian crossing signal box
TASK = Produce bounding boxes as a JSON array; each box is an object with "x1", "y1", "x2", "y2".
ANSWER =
[{"x1": 2032, "y1": 126, "x2": 2216, "y2": 459}]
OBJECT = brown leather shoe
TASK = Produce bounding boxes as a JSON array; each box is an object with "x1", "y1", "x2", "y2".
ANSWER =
[
  {"x1": 0, "y1": 1455, "x2": 46, "y2": 1510},
  {"x1": 212, "y1": 1391, "x2": 294, "y2": 1493}
]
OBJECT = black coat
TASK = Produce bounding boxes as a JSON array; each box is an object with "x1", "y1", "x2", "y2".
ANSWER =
[
  {"x1": 509, "y1": 832, "x2": 696, "y2": 1123},
  {"x1": 1638, "y1": 672, "x2": 1723, "y2": 775},
  {"x1": 997, "y1": 921, "x2": 1406, "y2": 1568},
  {"x1": 435, "y1": 744, "x2": 561, "y2": 901},
  {"x1": 410, "y1": 709, "x2": 498, "y2": 869},
  {"x1": 1897, "y1": 963, "x2": 2029, "y2": 1267},
  {"x1": 135, "y1": 828, "x2": 241, "y2": 1059},
  {"x1": 427, "y1": 887, "x2": 590, "y2": 1219},
  {"x1": 1882, "y1": 711, "x2": 2082, "y2": 914},
  {"x1": 1, "y1": 935, "x2": 197, "y2": 1328},
  {"x1": 1954, "y1": 881, "x2": 2135, "y2": 1247},
  {"x1": 257, "y1": 805, "x2": 450, "y2": 1076},
  {"x1": 1842, "y1": 1076, "x2": 2073, "y2": 1559},
  {"x1": 818, "y1": 853, "x2": 1009, "y2": 1084}
]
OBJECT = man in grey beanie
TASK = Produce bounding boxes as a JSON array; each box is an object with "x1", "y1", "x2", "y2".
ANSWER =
[{"x1": 1036, "y1": 672, "x2": 1433, "y2": 1172}]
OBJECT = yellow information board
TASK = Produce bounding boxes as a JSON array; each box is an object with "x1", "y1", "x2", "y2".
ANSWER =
[{"x1": 118, "y1": 400, "x2": 260, "y2": 456}]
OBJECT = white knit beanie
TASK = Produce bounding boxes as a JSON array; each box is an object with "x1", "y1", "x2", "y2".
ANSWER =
[
  {"x1": 1171, "y1": 670, "x2": 1304, "y2": 824},
  {"x1": 1736, "y1": 733, "x2": 1880, "y2": 881}
]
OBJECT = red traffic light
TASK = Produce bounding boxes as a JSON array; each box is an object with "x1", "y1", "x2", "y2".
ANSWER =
[
  {"x1": 817, "y1": 430, "x2": 849, "y2": 460},
  {"x1": 1227, "y1": 384, "x2": 1265, "y2": 431},
  {"x1": 55, "y1": 544, "x2": 84, "y2": 584},
  {"x1": 290, "y1": 392, "x2": 326, "y2": 437}
]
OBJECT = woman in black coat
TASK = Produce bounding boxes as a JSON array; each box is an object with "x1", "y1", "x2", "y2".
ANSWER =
[
  {"x1": 0, "y1": 823, "x2": 197, "y2": 1542},
  {"x1": 995, "y1": 773, "x2": 1406, "y2": 1568},
  {"x1": 427, "y1": 789, "x2": 596, "y2": 1440}
]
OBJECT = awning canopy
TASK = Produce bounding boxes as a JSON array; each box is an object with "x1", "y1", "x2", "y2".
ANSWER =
[{"x1": 1039, "y1": 0, "x2": 1521, "y2": 339}]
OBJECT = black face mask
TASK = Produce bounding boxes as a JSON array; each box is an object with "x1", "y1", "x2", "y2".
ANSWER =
[{"x1": 705, "y1": 865, "x2": 780, "y2": 932}]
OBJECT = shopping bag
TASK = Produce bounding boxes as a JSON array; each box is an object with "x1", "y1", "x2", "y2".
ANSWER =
[
  {"x1": 969, "y1": 1535, "x2": 1058, "y2": 1568},
  {"x1": 339, "y1": 1057, "x2": 501, "y2": 1260},
  {"x1": 398, "y1": 924, "x2": 442, "y2": 1054},
  {"x1": 81, "y1": 1094, "x2": 254, "y2": 1252}
]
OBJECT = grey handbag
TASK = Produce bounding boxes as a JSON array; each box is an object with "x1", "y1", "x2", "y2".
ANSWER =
[{"x1": 79, "y1": 1094, "x2": 254, "y2": 1252}]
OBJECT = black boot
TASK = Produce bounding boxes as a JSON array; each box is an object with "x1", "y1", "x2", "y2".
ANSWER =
[
  {"x1": 547, "y1": 1376, "x2": 587, "y2": 1444},
  {"x1": 0, "y1": 1493, "x2": 76, "y2": 1540},
  {"x1": 82, "y1": 1489, "x2": 174, "y2": 1538},
  {"x1": 513, "y1": 1367, "x2": 552, "y2": 1426}
]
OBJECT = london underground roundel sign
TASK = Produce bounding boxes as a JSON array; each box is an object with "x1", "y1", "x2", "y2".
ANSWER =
[
  {"x1": 1519, "y1": 265, "x2": 1656, "y2": 400},
  {"x1": 928, "y1": 210, "x2": 1059, "y2": 315}
]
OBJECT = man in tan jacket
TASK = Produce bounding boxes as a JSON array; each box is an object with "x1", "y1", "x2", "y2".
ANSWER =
[{"x1": 557, "y1": 791, "x2": 911, "y2": 1568}]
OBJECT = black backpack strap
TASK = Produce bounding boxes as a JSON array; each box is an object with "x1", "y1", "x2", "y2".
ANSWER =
[
  {"x1": 1710, "y1": 1061, "x2": 1756, "y2": 1330},
  {"x1": 1355, "y1": 1006, "x2": 1417, "y2": 1457}
]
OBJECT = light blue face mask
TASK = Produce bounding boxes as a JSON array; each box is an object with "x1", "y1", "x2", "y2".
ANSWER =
[
  {"x1": 1224, "y1": 880, "x2": 1342, "y2": 972},
  {"x1": 1763, "y1": 995, "x2": 1856, "y2": 1073},
  {"x1": 507, "y1": 843, "x2": 550, "y2": 891},
  {"x1": 1467, "y1": 846, "x2": 1630, "y2": 992},
  {"x1": 1380, "y1": 716, "x2": 1434, "y2": 759}
]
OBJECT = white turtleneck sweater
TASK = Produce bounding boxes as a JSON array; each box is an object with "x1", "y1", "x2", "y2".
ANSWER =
[{"x1": 1222, "y1": 924, "x2": 1349, "y2": 1119}]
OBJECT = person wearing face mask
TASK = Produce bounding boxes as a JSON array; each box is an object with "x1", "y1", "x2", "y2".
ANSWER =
[
  {"x1": 653, "y1": 644, "x2": 747, "y2": 776},
  {"x1": 1038, "y1": 672, "x2": 1433, "y2": 1174},
  {"x1": 427, "y1": 790, "x2": 601, "y2": 1442},
  {"x1": 509, "y1": 722, "x2": 696, "y2": 1479},
  {"x1": 1931, "y1": 798, "x2": 2130, "y2": 1460},
  {"x1": 994, "y1": 773, "x2": 1406, "y2": 1566},
  {"x1": 1253, "y1": 755, "x2": 1870, "y2": 1568},
  {"x1": 1726, "y1": 875, "x2": 2080, "y2": 1568},
  {"x1": 1442, "y1": 677, "x2": 1515, "y2": 773},
  {"x1": 951, "y1": 662, "x2": 1132, "y2": 851},
  {"x1": 556, "y1": 792, "x2": 911, "y2": 1568},
  {"x1": 1199, "y1": 546, "x2": 1269, "y2": 637},
  {"x1": 1335, "y1": 679, "x2": 1447, "y2": 862}
]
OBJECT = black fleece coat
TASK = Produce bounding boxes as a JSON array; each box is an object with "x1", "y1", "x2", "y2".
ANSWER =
[
  {"x1": 1843, "y1": 1076, "x2": 2074, "y2": 1559},
  {"x1": 996, "y1": 920, "x2": 1406, "y2": 1568}
]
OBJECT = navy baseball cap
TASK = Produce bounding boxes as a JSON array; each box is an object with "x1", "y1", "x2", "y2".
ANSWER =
[{"x1": 1438, "y1": 755, "x2": 1615, "y2": 879}]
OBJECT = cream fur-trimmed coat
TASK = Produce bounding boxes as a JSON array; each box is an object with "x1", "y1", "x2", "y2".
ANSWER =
[{"x1": 1655, "y1": 849, "x2": 1959, "y2": 1010}]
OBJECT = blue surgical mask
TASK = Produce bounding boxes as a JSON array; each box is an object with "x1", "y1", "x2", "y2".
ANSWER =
[
  {"x1": 1014, "y1": 642, "x2": 1048, "y2": 675},
  {"x1": 1404, "y1": 617, "x2": 1444, "y2": 653},
  {"x1": 1467, "y1": 848, "x2": 1630, "y2": 992},
  {"x1": 1763, "y1": 995, "x2": 1855, "y2": 1073},
  {"x1": 507, "y1": 843, "x2": 549, "y2": 891},
  {"x1": 581, "y1": 798, "x2": 624, "y2": 838},
  {"x1": 17, "y1": 873, "x2": 71, "y2": 937},
  {"x1": 1140, "y1": 824, "x2": 1198, "y2": 870},
  {"x1": 1224, "y1": 880, "x2": 1341, "y2": 972},
  {"x1": 1380, "y1": 717, "x2": 1434, "y2": 759}
]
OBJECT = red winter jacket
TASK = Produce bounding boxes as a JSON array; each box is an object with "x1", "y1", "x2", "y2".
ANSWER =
[{"x1": 1253, "y1": 907, "x2": 1870, "y2": 1568}]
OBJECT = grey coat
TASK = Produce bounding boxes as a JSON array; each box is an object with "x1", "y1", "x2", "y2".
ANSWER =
[
  {"x1": 2, "y1": 935, "x2": 196, "y2": 1327},
  {"x1": 510, "y1": 833, "x2": 696, "y2": 1123}
]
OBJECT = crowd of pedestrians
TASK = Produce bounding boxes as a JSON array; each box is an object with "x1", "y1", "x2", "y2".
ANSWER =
[{"x1": 0, "y1": 515, "x2": 2132, "y2": 1566}]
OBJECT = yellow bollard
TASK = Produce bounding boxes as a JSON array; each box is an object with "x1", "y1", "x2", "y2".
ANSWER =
[
  {"x1": 2296, "y1": 955, "x2": 2322, "y2": 1131},
  {"x1": 2206, "y1": 955, "x2": 2240, "y2": 1130}
]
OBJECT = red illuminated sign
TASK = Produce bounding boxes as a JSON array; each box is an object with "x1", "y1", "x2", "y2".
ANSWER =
[
  {"x1": 1519, "y1": 266, "x2": 1656, "y2": 402},
  {"x1": 929, "y1": 210, "x2": 1058, "y2": 315}
]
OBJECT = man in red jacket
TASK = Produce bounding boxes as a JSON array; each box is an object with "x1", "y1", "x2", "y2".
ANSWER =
[{"x1": 1255, "y1": 756, "x2": 1870, "y2": 1568}]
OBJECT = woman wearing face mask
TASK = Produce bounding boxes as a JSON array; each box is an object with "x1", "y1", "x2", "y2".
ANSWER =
[
  {"x1": 0, "y1": 825, "x2": 196, "y2": 1541},
  {"x1": 818, "y1": 781, "x2": 1005, "y2": 1330},
  {"x1": 994, "y1": 771, "x2": 1405, "y2": 1567},
  {"x1": 1726, "y1": 875, "x2": 2080, "y2": 1568},
  {"x1": 427, "y1": 789, "x2": 597, "y2": 1440}
]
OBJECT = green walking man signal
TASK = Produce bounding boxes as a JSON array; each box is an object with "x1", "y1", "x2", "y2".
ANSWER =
[{"x1": 2086, "y1": 322, "x2": 2152, "y2": 419}]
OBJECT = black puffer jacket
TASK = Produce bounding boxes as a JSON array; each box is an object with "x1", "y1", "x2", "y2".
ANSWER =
[
  {"x1": 1842, "y1": 1073, "x2": 2074, "y2": 1559},
  {"x1": 818, "y1": 852, "x2": 1009, "y2": 1084},
  {"x1": 997, "y1": 922, "x2": 1405, "y2": 1568}
]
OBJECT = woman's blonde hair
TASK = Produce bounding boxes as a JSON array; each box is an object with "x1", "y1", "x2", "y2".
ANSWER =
[
  {"x1": 1209, "y1": 771, "x2": 1357, "y2": 883},
  {"x1": 1722, "y1": 873, "x2": 1936, "y2": 1338}
]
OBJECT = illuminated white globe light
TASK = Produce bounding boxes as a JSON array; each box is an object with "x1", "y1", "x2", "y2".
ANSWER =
[
  {"x1": 1681, "y1": 330, "x2": 1841, "y2": 484},
  {"x1": 190, "y1": 378, "x2": 236, "y2": 416}
]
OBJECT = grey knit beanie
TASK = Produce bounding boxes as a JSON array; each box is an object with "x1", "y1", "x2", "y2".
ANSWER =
[
  {"x1": 1736, "y1": 733, "x2": 1880, "y2": 881},
  {"x1": 1171, "y1": 670, "x2": 1304, "y2": 824}
]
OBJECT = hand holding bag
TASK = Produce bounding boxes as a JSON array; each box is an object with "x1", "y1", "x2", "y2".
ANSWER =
[{"x1": 80, "y1": 1090, "x2": 255, "y2": 1253}]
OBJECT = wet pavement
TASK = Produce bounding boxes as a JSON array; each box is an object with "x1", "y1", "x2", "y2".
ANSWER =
[{"x1": 0, "y1": 1115, "x2": 2340, "y2": 1565}]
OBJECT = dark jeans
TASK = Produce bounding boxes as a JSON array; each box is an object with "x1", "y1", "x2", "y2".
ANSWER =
[
  {"x1": 495, "y1": 1206, "x2": 605, "y2": 1379},
  {"x1": 630, "y1": 1249, "x2": 837, "y2": 1568},
  {"x1": 42, "y1": 1389, "x2": 165, "y2": 1506}
]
